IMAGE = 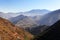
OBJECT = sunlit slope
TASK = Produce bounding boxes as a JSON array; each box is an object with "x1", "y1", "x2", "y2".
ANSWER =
[{"x1": 0, "y1": 17, "x2": 33, "y2": 40}]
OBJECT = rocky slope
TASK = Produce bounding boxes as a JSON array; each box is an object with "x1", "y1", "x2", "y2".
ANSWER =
[{"x1": 0, "y1": 17, "x2": 33, "y2": 40}]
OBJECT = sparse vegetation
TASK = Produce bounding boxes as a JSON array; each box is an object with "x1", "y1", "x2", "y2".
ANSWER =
[{"x1": 0, "y1": 17, "x2": 33, "y2": 40}]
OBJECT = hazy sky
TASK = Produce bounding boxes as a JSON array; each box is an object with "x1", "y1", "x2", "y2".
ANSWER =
[{"x1": 0, "y1": 0, "x2": 60, "y2": 13}]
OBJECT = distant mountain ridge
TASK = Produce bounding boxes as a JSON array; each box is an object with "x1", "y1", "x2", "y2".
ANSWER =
[
  {"x1": 21, "y1": 9, "x2": 50, "y2": 16},
  {"x1": 27, "y1": 9, "x2": 49, "y2": 14},
  {"x1": 0, "y1": 9, "x2": 50, "y2": 19}
]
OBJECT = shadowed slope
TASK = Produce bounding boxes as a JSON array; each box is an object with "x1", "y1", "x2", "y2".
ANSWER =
[{"x1": 34, "y1": 20, "x2": 60, "y2": 40}]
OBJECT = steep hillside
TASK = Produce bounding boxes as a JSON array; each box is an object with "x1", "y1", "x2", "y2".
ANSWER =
[
  {"x1": 27, "y1": 25, "x2": 49, "y2": 35},
  {"x1": 0, "y1": 17, "x2": 33, "y2": 40},
  {"x1": 38, "y1": 9, "x2": 60, "y2": 26},
  {"x1": 9, "y1": 15, "x2": 28, "y2": 24},
  {"x1": 16, "y1": 17, "x2": 39, "y2": 29},
  {"x1": 34, "y1": 20, "x2": 60, "y2": 40}
]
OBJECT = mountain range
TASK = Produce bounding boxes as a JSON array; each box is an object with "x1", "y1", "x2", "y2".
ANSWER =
[
  {"x1": 9, "y1": 9, "x2": 60, "y2": 29},
  {"x1": 0, "y1": 9, "x2": 60, "y2": 40},
  {"x1": 22, "y1": 9, "x2": 50, "y2": 16},
  {"x1": 26, "y1": 9, "x2": 60, "y2": 35},
  {"x1": 9, "y1": 9, "x2": 60, "y2": 34},
  {"x1": 9, "y1": 9, "x2": 50, "y2": 29},
  {"x1": 0, "y1": 9, "x2": 50, "y2": 19},
  {"x1": 10, "y1": 9, "x2": 60, "y2": 36}
]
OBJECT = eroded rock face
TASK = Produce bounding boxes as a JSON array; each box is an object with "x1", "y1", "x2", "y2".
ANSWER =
[{"x1": 0, "y1": 17, "x2": 33, "y2": 40}]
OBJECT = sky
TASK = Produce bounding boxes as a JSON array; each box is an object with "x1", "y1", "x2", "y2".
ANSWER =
[{"x1": 0, "y1": 0, "x2": 60, "y2": 13}]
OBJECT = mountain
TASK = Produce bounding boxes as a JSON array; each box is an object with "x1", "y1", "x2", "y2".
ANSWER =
[
  {"x1": 9, "y1": 9, "x2": 50, "y2": 28},
  {"x1": 34, "y1": 20, "x2": 60, "y2": 40},
  {"x1": 28, "y1": 9, "x2": 60, "y2": 36},
  {"x1": 21, "y1": 9, "x2": 50, "y2": 16},
  {"x1": 15, "y1": 16, "x2": 39, "y2": 29},
  {"x1": 0, "y1": 17, "x2": 33, "y2": 40},
  {"x1": 9, "y1": 15, "x2": 28, "y2": 24},
  {"x1": 26, "y1": 9, "x2": 60, "y2": 36},
  {"x1": 38, "y1": 9, "x2": 60, "y2": 26},
  {"x1": 0, "y1": 9, "x2": 50, "y2": 19},
  {"x1": 9, "y1": 9, "x2": 50, "y2": 32},
  {"x1": 9, "y1": 15, "x2": 39, "y2": 29},
  {"x1": 27, "y1": 9, "x2": 49, "y2": 14}
]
